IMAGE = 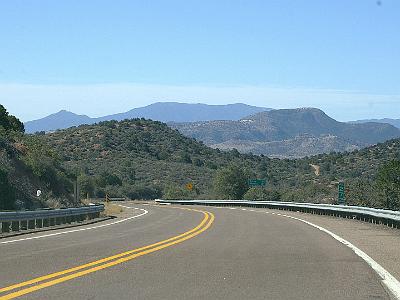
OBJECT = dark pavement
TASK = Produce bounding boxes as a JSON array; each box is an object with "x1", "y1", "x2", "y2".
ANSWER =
[{"x1": 0, "y1": 202, "x2": 390, "y2": 300}]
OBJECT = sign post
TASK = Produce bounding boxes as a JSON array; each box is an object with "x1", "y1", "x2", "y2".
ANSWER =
[
  {"x1": 338, "y1": 181, "x2": 346, "y2": 205},
  {"x1": 73, "y1": 180, "x2": 79, "y2": 204}
]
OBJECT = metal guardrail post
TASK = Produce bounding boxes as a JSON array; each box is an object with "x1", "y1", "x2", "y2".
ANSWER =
[
  {"x1": 2, "y1": 222, "x2": 10, "y2": 233},
  {"x1": 0, "y1": 204, "x2": 105, "y2": 235},
  {"x1": 36, "y1": 219, "x2": 43, "y2": 228},
  {"x1": 21, "y1": 220, "x2": 27, "y2": 230},
  {"x1": 11, "y1": 221, "x2": 19, "y2": 231}
]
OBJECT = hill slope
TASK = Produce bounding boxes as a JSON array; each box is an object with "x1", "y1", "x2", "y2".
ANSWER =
[
  {"x1": 0, "y1": 105, "x2": 74, "y2": 210},
  {"x1": 172, "y1": 108, "x2": 400, "y2": 157},
  {"x1": 350, "y1": 118, "x2": 400, "y2": 129},
  {"x1": 0, "y1": 137, "x2": 74, "y2": 209},
  {"x1": 39, "y1": 119, "x2": 261, "y2": 199},
  {"x1": 25, "y1": 102, "x2": 270, "y2": 133},
  {"x1": 39, "y1": 117, "x2": 400, "y2": 209}
]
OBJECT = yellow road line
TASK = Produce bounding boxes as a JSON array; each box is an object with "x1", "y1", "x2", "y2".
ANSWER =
[
  {"x1": 0, "y1": 207, "x2": 214, "y2": 300},
  {"x1": 0, "y1": 206, "x2": 207, "y2": 294}
]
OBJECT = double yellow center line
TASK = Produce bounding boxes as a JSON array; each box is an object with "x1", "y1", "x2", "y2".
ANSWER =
[{"x1": 0, "y1": 206, "x2": 214, "y2": 299}]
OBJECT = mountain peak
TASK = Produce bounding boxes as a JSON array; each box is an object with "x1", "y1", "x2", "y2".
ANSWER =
[
  {"x1": 24, "y1": 102, "x2": 271, "y2": 133},
  {"x1": 25, "y1": 110, "x2": 92, "y2": 133},
  {"x1": 54, "y1": 109, "x2": 75, "y2": 115}
]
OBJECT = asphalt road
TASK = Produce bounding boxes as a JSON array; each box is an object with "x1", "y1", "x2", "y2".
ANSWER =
[{"x1": 0, "y1": 202, "x2": 392, "y2": 299}]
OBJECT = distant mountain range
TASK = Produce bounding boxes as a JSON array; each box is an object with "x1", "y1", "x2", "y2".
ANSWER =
[
  {"x1": 24, "y1": 102, "x2": 270, "y2": 133},
  {"x1": 171, "y1": 108, "x2": 400, "y2": 158},
  {"x1": 24, "y1": 102, "x2": 400, "y2": 158},
  {"x1": 349, "y1": 118, "x2": 400, "y2": 129}
]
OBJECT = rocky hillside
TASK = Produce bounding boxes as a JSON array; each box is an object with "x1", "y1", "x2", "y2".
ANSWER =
[{"x1": 172, "y1": 108, "x2": 400, "y2": 157}]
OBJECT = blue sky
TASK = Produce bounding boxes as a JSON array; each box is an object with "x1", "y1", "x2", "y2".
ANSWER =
[{"x1": 0, "y1": 0, "x2": 399, "y2": 121}]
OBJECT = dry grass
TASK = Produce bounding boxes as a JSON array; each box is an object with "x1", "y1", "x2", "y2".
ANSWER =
[
  {"x1": 80, "y1": 198, "x2": 91, "y2": 206},
  {"x1": 103, "y1": 203, "x2": 124, "y2": 216},
  {"x1": 80, "y1": 199, "x2": 124, "y2": 217}
]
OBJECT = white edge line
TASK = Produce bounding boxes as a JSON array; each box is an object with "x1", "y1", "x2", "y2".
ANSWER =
[
  {"x1": 0, "y1": 205, "x2": 148, "y2": 245},
  {"x1": 231, "y1": 206, "x2": 400, "y2": 299},
  {"x1": 244, "y1": 207, "x2": 400, "y2": 300},
  {"x1": 281, "y1": 214, "x2": 400, "y2": 299}
]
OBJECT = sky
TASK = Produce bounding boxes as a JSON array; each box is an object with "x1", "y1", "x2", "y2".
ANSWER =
[{"x1": 0, "y1": 0, "x2": 399, "y2": 122}]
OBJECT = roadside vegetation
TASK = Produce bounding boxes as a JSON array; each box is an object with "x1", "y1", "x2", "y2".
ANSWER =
[
  {"x1": 0, "y1": 105, "x2": 74, "y2": 210},
  {"x1": 39, "y1": 118, "x2": 400, "y2": 210},
  {"x1": 2, "y1": 104, "x2": 399, "y2": 211}
]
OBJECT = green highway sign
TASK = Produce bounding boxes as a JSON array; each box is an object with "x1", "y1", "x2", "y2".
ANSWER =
[
  {"x1": 248, "y1": 179, "x2": 266, "y2": 187},
  {"x1": 338, "y1": 181, "x2": 346, "y2": 205}
]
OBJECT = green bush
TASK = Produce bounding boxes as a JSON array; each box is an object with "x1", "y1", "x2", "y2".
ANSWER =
[
  {"x1": 377, "y1": 160, "x2": 400, "y2": 210},
  {"x1": 22, "y1": 136, "x2": 69, "y2": 196},
  {"x1": 244, "y1": 188, "x2": 281, "y2": 201},
  {"x1": 163, "y1": 184, "x2": 192, "y2": 200},
  {"x1": 124, "y1": 184, "x2": 161, "y2": 200},
  {"x1": 213, "y1": 165, "x2": 249, "y2": 200},
  {"x1": 0, "y1": 169, "x2": 15, "y2": 210},
  {"x1": 0, "y1": 104, "x2": 24, "y2": 133},
  {"x1": 78, "y1": 174, "x2": 95, "y2": 198},
  {"x1": 96, "y1": 172, "x2": 122, "y2": 187}
]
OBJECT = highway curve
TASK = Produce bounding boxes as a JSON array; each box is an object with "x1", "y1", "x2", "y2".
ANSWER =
[{"x1": 0, "y1": 202, "x2": 392, "y2": 299}]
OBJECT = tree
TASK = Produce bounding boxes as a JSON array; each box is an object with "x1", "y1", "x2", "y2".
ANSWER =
[
  {"x1": 21, "y1": 136, "x2": 71, "y2": 195},
  {"x1": 0, "y1": 105, "x2": 24, "y2": 133},
  {"x1": 0, "y1": 169, "x2": 15, "y2": 210},
  {"x1": 346, "y1": 179, "x2": 380, "y2": 207},
  {"x1": 163, "y1": 184, "x2": 191, "y2": 200},
  {"x1": 377, "y1": 160, "x2": 400, "y2": 210},
  {"x1": 213, "y1": 165, "x2": 249, "y2": 200},
  {"x1": 244, "y1": 188, "x2": 281, "y2": 201},
  {"x1": 179, "y1": 151, "x2": 192, "y2": 164},
  {"x1": 78, "y1": 174, "x2": 95, "y2": 198},
  {"x1": 96, "y1": 172, "x2": 122, "y2": 187},
  {"x1": 124, "y1": 184, "x2": 161, "y2": 200},
  {"x1": 7, "y1": 115, "x2": 25, "y2": 133}
]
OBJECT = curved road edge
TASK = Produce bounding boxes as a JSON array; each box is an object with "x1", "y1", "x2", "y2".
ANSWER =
[
  {"x1": 0, "y1": 206, "x2": 215, "y2": 300},
  {"x1": 0, "y1": 205, "x2": 148, "y2": 245},
  {"x1": 188, "y1": 204, "x2": 400, "y2": 300}
]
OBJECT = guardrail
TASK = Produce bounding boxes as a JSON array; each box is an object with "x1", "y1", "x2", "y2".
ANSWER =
[
  {"x1": 155, "y1": 199, "x2": 400, "y2": 229},
  {"x1": 0, "y1": 204, "x2": 105, "y2": 234}
]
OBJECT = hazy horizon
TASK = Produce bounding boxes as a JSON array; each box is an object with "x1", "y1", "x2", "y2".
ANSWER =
[
  {"x1": 3, "y1": 84, "x2": 399, "y2": 122},
  {"x1": 1, "y1": 1, "x2": 399, "y2": 122},
  {"x1": 13, "y1": 95, "x2": 400, "y2": 123}
]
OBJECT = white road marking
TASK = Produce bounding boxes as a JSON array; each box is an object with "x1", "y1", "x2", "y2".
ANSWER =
[
  {"x1": 278, "y1": 213, "x2": 400, "y2": 299},
  {"x1": 225, "y1": 206, "x2": 400, "y2": 299},
  {"x1": 0, "y1": 205, "x2": 148, "y2": 245}
]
